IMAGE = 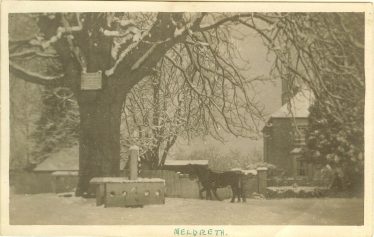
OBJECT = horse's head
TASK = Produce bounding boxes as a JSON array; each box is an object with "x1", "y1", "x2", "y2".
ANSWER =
[
  {"x1": 185, "y1": 164, "x2": 209, "y2": 179},
  {"x1": 185, "y1": 164, "x2": 197, "y2": 178}
]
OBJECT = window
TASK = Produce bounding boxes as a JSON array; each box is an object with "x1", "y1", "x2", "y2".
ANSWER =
[
  {"x1": 294, "y1": 126, "x2": 307, "y2": 146},
  {"x1": 296, "y1": 159, "x2": 307, "y2": 176}
]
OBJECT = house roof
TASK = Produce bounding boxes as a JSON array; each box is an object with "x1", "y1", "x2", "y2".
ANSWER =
[
  {"x1": 33, "y1": 146, "x2": 79, "y2": 172},
  {"x1": 52, "y1": 171, "x2": 78, "y2": 176},
  {"x1": 34, "y1": 145, "x2": 205, "y2": 172},
  {"x1": 34, "y1": 145, "x2": 127, "y2": 172},
  {"x1": 290, "y1": 147, "x2": 304, "y2": 154},
  {"x1": 164, "y1": 160, "x2": 208, "y2": 166},
  {"x1": 269, "y1": 90, "x2": 314, "y2": 119},
  {"x1": 90, "y1": 177, "x2": 165, "y2": 184}
]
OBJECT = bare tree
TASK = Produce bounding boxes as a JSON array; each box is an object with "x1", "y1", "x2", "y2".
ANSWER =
[
  {"x1": 121, "y1": 70, "x2": 186, "y2": 169},
  {"x1": 121, "y1": 43, "x2": 267, "y2": 170}
]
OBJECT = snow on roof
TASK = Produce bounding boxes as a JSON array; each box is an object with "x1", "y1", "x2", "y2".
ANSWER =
[
  {"x1": 52, "y1": 171, "x2": 78, "y2": 176},
  {"x1": 290, "y1": 147, "x2": 303, "y2": 154},
  {"x1": 34, "y1": 145, "x2": 127, "y2": 172},
  {"x1": 231, "y1": 168, "x2": 258, "y2": 175},
  {"x1": 164, "y1": 160, "x2": 208, "y2": 166},
  {"x1": 34, "y1": 146, "x2": 79, "y2": 172},
  {"x1": 34, "y1": 146, "x2": 207, "y2": 171},
  {"x1": 90, "y1": 177, "x2": 165, "y2": 184},
  {"x1": 270, "y1": 90, "x2": 314, "y2": 119}
]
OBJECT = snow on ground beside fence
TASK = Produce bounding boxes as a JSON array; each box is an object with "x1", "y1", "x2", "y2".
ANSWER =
[{"x1": 9, "y1": 193, "x2": 363, "y2": 225}]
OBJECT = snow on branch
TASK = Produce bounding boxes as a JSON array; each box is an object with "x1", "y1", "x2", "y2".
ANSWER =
[
  {"x1": 10, "y1": 48, "x2": 59, "y2": 58},
  {"x1": 105, "y1": 39, "x2": 140, "y2": 76},
  {"x1": 172, "y1": 13, "x2": 205, "y2": 37},
  {"x1": 29, "y1": 14, "x2": 82, "y2": 50},
  {"x1": 131, "y1": 44, "x2": 157, "y2": 71},
  {"x1": 10, "y1": 61, "x2": 64, "y2": 84},
  {"x1": 106, "y1": 13, "x2": 206, "y2": 77}
]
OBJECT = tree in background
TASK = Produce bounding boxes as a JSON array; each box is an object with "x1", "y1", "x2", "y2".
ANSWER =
[
  {"x1": 122, "y1": 46, "x2": 266, "y2": 169},
  {"x1": 30, "y1": 87, "x2": 79, "y2": 168},
  {"x1": 10, "y1": 74, "x2": 43, "y2": 170},
  {"x1": 122, "y1": 69, "x2": 190, "y2": 170},
  {"x1": 121, "y1": 71, "x2": 185, "y2": 170},
  {"x1": 240, "y1": 12, "x2": 364, "y2": 191},
  {"x1": 273, "y1": 13, "x2": 364, "y2": 191},
  {"x1": 306, "y1": 99, "x2": 364, "y2": 192}
]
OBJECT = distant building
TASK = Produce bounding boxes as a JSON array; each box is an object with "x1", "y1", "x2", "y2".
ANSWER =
[
  {"x1": 262, "y1": 89, "x2": 314, "y2": 177},
  {"x1": 33, "y1": 146, "x2": 79, "y2": 173},
  {"x1": 33, "y1": 145, "x2": 130, "y2": 173},
  {"x1": 162, "y1": 160, "x2": 209, "y2": 173}
]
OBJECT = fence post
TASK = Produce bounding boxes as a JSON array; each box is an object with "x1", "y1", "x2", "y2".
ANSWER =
[
  {"x1": 257, "y1": 167, "x2": 268, "y2": 195},
  {"x1": 129, "y1": 145, "x2": 139, "y2": 180}
]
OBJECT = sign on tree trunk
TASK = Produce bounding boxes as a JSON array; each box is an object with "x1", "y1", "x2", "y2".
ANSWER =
[{"x1": 81, "y1": 71, "x2": 102, "y2": 90}]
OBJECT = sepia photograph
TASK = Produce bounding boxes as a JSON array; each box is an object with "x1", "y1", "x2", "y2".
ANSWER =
[{"x1": 1, "y1": 1, "x2": 373, "y2": 237}]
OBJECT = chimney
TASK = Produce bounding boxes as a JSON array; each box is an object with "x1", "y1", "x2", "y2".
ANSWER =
[
  {"x1": 281, "y1": 78, "x2": 299, "y2": 105},
  {"x1": 281, "y1": 78, "x2": 290, "y2": 105}
]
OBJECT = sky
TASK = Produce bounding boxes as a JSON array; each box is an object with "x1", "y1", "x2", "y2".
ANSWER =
[
  {"x1": 171, "y1": 28, "x2": 282, "y2": 160},
  {"x1": 237, "y1": 27, "x2": 281, "y2": 117}
]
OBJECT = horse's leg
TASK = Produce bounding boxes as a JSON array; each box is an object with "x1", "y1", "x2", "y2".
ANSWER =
[
  {"x1": 206, "y1": 189, "x2": 212, "y2": 200},
  {"x1": 240, "y1": 188, "x2": 246, "y2": 202},
  {"x1": 241, "y1": 184, "x2": 246, "y2": 202},
  {"x1": 237, "y1": 184, "x2": 241, "y2": 202},
  {"x1": 209, "y1": 189, "x2": 214, "y2": 200},
  {"x1": 230, "y1": 185, "x2": 236, "y2": 203},
  {"x1": 212, "y1": 188, "x2": 221, "y2": 201},
  {"x1": 237, "y1": 189, "x2": 241, "y2": 202},
  {"x1": 237, "y1": 187, "x2": 243, "y2": 202},
  {"x1": 199, "y1": 187, "x2": 205, "y2": 199},
  {"x1": 235, "y1": 176, "x2": 245, "y2": 202},
  {"x1": 197, "y1": 182, "x2": 204, "y2": 199},
  {"x1": 236, "y1": 187, "x2": 241, "y2": 202}
]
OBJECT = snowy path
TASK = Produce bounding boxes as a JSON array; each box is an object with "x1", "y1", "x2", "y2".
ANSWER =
[{"x1": 9, "y1": 194, "x2": 363, "y2": 225}]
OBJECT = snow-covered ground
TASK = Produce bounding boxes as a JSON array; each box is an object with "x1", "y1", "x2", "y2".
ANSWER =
[{"x1": 9, "y1": 193, "x2": 363, "y2": 225}]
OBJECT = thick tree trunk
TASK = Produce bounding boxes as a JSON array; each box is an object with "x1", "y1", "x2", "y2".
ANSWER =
[
  {"x1": 71, "y1": 13, "x2": 183, "y2": 195},
  {"x1": 76, "y1": 78, "x2": 128, "y2": 196}
]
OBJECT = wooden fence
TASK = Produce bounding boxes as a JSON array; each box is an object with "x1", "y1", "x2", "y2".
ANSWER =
[
  {"x1": 10, "y1": 168, "x2": 268, "y2": 199},
  {"x1": 140, "y1": 170, "x2": 203, "y2": 198},
  {"x1": 140, "y1": 169, "x2": 265, "y2": 199},
  {"x1": 10, "y1": 170, "x2": 78, "y2": 194}
]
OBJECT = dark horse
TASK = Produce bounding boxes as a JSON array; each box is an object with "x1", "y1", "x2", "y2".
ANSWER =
[{"x1": 187, "y1": 164, "x2": 246, "y2": 203}]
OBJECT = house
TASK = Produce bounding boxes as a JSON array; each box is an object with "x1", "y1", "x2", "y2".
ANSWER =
[
  {"x1": 262, "y1": 89, "x2": 314, "y2": 177},
  {"x1": 34, "y1": 145, "x2": 128, "y2": 173},
  {"x1": 31, "y1": 146, "x2": 79, "y2": 193},
  {"x1": 32, "y1": 145, "x2": 131, "y2": 193},
  {"x1": 33, "y1": 146, "x2": 80, "y2": 173},
  {"x1": 10, "y1": 146, "x2": 81, "y2": 194}
]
